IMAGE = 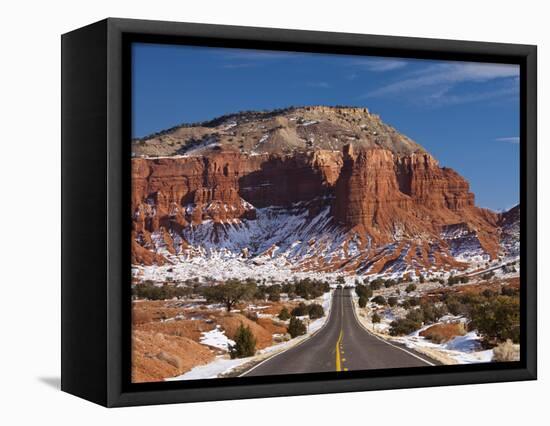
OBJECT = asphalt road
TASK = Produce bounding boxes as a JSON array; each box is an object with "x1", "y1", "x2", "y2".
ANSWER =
[{"x1": 243, "y1": 288, "x2": 437, "y2": 376}]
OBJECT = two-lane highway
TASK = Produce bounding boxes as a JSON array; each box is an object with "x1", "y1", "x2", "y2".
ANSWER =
[{"x1": 243, "y1": 288, "x2": 436, "y2": 377}]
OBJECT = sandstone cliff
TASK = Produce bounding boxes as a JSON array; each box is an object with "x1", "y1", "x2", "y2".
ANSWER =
[{"x1": 130, "y1": 106, "x2": 514, "y2": 276}]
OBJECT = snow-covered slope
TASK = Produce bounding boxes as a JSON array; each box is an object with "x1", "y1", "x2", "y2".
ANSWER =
[
  {"x1": 132, "y1": 198, "x2": 519, "y2": 283},
  {"x1": 499, "y1": 205, "x2": 520, "y2": 258}
]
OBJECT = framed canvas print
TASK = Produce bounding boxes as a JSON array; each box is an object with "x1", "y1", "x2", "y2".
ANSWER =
[{"x1": 61, "y1": 18, "x2": 537, "y2": 407}]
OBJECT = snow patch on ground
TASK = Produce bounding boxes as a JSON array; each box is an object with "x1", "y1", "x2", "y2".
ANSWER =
[
  {"x1": 300, "y1": 120, "x2": 319, "y2": 127},
  {"x1": 309, "y1": 291, "x2": 333, "y2": 333},
  {"x1": 200, "y1": 326, "x2": 235, "y2": 351},
  {"x1": 392, "y1": 327, "x2": 493, "y2": 364},
  {"x1": 166, "y1": 356, "x2": 248, "y2": 381}
]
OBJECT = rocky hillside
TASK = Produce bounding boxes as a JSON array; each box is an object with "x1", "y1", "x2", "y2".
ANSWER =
[
  {"x1": 132, "y1": 106, "x2": 424, "y2": 157},
  {"x1": 499, "y1": 205, "x2": 520, "y2": 258},
  {"x1": 131, "y1": 106, "x2": 519, "y2": 279}
]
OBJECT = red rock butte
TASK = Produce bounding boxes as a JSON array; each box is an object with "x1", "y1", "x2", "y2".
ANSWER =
[{"x1": 131, "y1": 106, "x2": 515, "y2": 275}]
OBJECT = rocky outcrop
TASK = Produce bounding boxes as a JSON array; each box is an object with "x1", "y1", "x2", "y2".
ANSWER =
[
  {"x1": 131, "y1": 106, "x2": 510, "y2": 272},
  {"x1": 132, "y1": 150, "x2": 342, "y2": 233},
  {"x1": 333, "y1": 146, "x2": 413, "y2": 237},
  {"x1": 331, "y1": 145, "x2": 497, "y2": 253}
]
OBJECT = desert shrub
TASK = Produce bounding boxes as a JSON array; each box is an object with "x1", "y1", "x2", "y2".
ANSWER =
[
  {"x1": 371, "y1": 312, "x2": 381, "y2": 324},
  {"x1": 405, "y1": 283, "x2": 417, "y2": 293},
  {"x1": 291, "y1": 302, "x2": 309, "y2": 317},
  {"x1": 293, "y1": 278, "x2": 329, "y2": 300},
  {"x1": 481, "y1": 271, "x2": 495, "y2": 280},
  {"x1": 358, "y1": 296, "x2": 368, "y2": 308},
  {"x1": 420, "y1": 302, "x2": 448, "y2": 324},
  {"x1": 268, "y1": 292, "x2": 281, "y2": 302},
  {"x1": 458, "y1": 293, "x2": 485, "y2": 305},
  {"x1": 282, "y1": 282, "x2": 295, "y2": 294},
  {"x1": 406, "y1": 308, "x2": 424, "y2": 324},
  {"x1": 408, "y1": 297, "x2": 420, "y2": 307},
  {"x1": 291, "y1": 302, "x2": 324, "y2": 319},
  {"x1": 444, "y1": 294, "x2": 469, "y2": 317},
  {"x1": 470, "y1": 296, "x2": 520, "y2": 344},
  {"x1": 399, "y1": 297, "x2": 419, "y2": 309},
  {"x1": 203, "y1": 280, "x2": 256, "y2": 311},
  {"x1": 355, "y1": 284, "x2": 373, "y2": 299},
  {"x1": 501, "y1": 286, "x2": 519, "y2": 297},
  {"x1": 371, "y1": 295, "x2": 386, "y2": 305},
  {"x1": 388, "y1": 296, "x2": 398, "y2": 307},
  {"x1": 448, "y1": 275, "x2": 469, "y2": 286},
  {"x1": 482, "y1": 289, "x2": 496, "y2": 299},
  {"x1": 447, "y1": 275, "x2": 459, "y2": 285},
  {"x1": 502, "y1": 265, "x2": 517, "y2": 273},
  {"x1": 384, "y1": 279, "x2": 397, "y2": 288},
  {"x1": 132, "y1": 282, "x2": 193, "y2": 300},
  {"x1": 229, "y1": 323, "x2": 257, "y2": 359},
  {"x1": 369, "y1": 279, "x2": 384, "y2": 290},
  {"x1": 278, "y1": 307, "x2": 290, "y2": 321},
  {"x1": 308, "y1": 303, "x2": 325, "y2": 319},
  {"x1": 389, "y1": 318, "x2": 420, "y2": 336},
  {"x1": 254, "y1": 285, "x2": 267, "y2": 300},
  {"x1": 492, "y1": 339, "x2": 520, "y2": 362},
  {"x1": 266, "y1": 284, "x2": 281, "y2": 302},
  {"x1": 288, "y1": 316, "x2": 307, "y2": 338},
  {"x1": 419, "y1": 275, "x2": 425, "y2": 284}
]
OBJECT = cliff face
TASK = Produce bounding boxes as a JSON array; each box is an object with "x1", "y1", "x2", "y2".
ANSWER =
[
  {"x1": 131, "y1": 150, "x2": 341, "y2": 232},
  {"x1": 333, "y1": 146, "x2": 413, "y2": 233},
  {"x1": 334, "y1": 146, "x2": 478, "y2": 233},
  {"x1": 132, "y1": 154, "x2": 261, "y2": 232},
  {"x1": 130, "y1": 106, "x2": 511, "y2": 275}
]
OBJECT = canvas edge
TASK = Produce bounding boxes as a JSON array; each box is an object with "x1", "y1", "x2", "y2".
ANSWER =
[{"x1": 58, "y1": 17, "x2": 538, "y2": 407}]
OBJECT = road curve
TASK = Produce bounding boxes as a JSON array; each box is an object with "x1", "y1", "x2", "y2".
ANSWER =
[{"x1": 242, "y1": 288, "x2": 437, "y2": 377}]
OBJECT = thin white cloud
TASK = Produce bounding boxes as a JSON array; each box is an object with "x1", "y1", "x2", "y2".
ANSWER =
[
  {"x1": 495, "y1": 137, "x2": 520, "y2": 144},
  {"x1": 425, "y1": 85, "x2": 518, "y2": 107},
  {"x1": 349, "y1": 58, "x2": 408, "y2": 72},
  {"x1": 365, "y1": 62, "x2": 519, "y2": 98}
]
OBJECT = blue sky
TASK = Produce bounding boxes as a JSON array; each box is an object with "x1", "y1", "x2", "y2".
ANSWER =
[{"x1": 132, "y1": 43, "x2": 520, "y2": 211}]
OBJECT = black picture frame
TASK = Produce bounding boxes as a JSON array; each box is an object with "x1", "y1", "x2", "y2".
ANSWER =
[{"x1": 61, "y1": 17, "x2": 537, "y2": 407}]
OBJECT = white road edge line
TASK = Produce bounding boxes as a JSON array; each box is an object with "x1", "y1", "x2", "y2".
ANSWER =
[
  {"x1": 349, "y1": 292, "x2": 436, "y2": 367},
  {"x1": 238, "y1": 289, "x2": 337, "y2": 377}
]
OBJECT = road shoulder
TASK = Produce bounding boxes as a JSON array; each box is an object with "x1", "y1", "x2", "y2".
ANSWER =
[{"x1": 349, "y1": 294, "x2": 445, "y2": 366}]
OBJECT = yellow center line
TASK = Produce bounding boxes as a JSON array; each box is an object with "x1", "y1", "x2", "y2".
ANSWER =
[
  {"x1": 335, "y1": 289, "x2": 346, "y2": 372},
  {"x1": 335, "y1": 328, "x2": 344, "y2": 371}
]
